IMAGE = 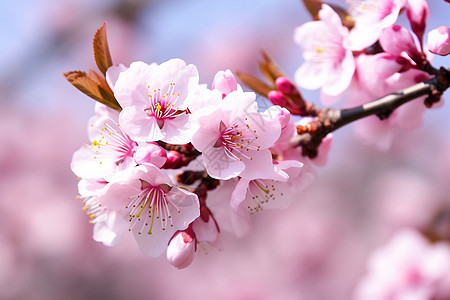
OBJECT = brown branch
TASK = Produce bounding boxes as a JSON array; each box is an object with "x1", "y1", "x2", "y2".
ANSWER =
[{"x1": 296, "y1": 67, "x2": 450, "y2": 158}]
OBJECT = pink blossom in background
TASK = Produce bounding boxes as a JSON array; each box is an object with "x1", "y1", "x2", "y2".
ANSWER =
[
  {"x1": 354, "y1": 229, "x2": 450, "y2": 300},
  {"x1": 367, "y1": 169, "x2": 441, "y2": 231},
  {"x1": 427, "y1": 26, "x2": 450, "y2": 56},
  {"x1": 294, "y1": 4, "x2": 355, "y2": 103},
  {"x1": 345, "y1": 0, "x2": 406, "y2": 51},
  {"x1": 349, "y1": 54, "x2": 432, "y2": 151}
]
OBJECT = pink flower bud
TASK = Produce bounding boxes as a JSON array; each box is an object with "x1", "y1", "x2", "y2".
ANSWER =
[
  {"x1": 405, "y1": 0, "x2": 429, "y2": 46},
  {"x1": 380, "y1": 25, "x2": 422, "y2": 64},
  {"x1": 133, "y1": 142, "x2": 167, "y2": 168},
  {"x1": 162, "y1": 151, "x2": 182, "y2": 169},
  {"x1": 166, "y1": 229, "x2": 196, "y2": 270},
  {"x1": 428, "y1": 26, "x2": 450, "y2": 56},
  {"x1": 268, "y1": 90, "x2": 288, "y2": 107},
  {"x1": 275, "y1": 77, "x2": 298, "y2": 95},
  {"x1": 212, "y1": 69, "x2": 237, "y2": 98}
]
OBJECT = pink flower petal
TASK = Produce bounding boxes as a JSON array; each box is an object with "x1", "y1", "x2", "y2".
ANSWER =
[{"x1": 428, "y1": 26, "x2": 450, "y2": 56}]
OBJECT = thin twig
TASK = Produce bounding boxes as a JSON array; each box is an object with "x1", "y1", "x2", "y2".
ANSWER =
[{"x1": 296, "y1": 67, "x2": 450, "y2": 158}]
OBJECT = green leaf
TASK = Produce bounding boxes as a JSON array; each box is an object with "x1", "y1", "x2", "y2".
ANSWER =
[{"x1": 93, "y1": 22, "x2": 113, "y2": 76}]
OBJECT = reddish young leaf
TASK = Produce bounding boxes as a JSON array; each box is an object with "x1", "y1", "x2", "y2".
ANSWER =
[
  {"x1": 63, "y1": 71, "x2": 121, "y2": 111},
  {"x1": 259, "y1": 49, "x2": 286, "y2": 84},
  {"x1": 235, "y1": 71, "x2": 273, "y2": 97},
  {"x1": 88, "y1": 69, "x2": 114, "y2": 97},
  {"x1": 93, "y1": 22, "x2": 113, "y2": 76},
  {"x1": 302, "y1": 0, "x2": 323, "y2": 20}
]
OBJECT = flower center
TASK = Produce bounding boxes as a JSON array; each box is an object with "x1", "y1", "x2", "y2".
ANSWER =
[
  {"x1": 346, "y1": 0, "x2": 393, "y2": 19},
  {"x1": 144, "y1": 82, "x2": 190, "y2": 129},
  {"x1": 244, "y1": 179, "x2": 285, "y2": 214},
  {"x1": 213, "y1": 118, "x2": 261, "y2": 162},
  {"x1": 125, "y1": 181, "x2": 180, "y2": 235},
  {"x1": 89, "y1": 121, "x2": 137, "y2": 166}
]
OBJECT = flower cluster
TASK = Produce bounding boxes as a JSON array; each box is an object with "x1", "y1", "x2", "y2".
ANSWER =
[
  {"x1": 294, "y1": 0, "x2": 448, "y2": 150},
  {"x1": 66, "y1": 0, "x2": 449, "y2": 271},
  {"x1": 71, "y1": 59, "x2": 316, "y2": 268}
]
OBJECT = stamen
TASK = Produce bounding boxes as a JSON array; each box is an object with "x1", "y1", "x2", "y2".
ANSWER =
[
  {"x1": 125, "y1": 182, "x2": 178, "y2": 235},
  {"x1": 145, "y1": 82, "x2": 189, "y2": 128}
]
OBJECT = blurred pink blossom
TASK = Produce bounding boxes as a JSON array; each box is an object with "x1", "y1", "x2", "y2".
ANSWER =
[
  {"x1": 354, "y1": 229, "x2": 450, "y2": 300},
  {"x1": 427, "y1": 26, "x2": 450, "y2": 56},
  {"x1": 345, "y1": 0, "x2": 406, "y2": 51},
  {"x1": 349, "y1": 54, "x2": 432, "y2": 151},
  {"x1": 379, "y1": 25, "x2": 424, "y2": 65},
  {"x1": 294, "y1": 4, "x2": 355, "y2": 103}
]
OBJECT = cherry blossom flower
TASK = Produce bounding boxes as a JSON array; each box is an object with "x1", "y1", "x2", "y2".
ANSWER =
[
  {"x1": 230, "y1": 159, "x2": 303, "y2": 214},
  {"x1": 294, "y1": 4, "x2": 355, "y2": 102},
  {"x1": 113, "y1": 59, "x2": 200, "y2": 144},
  {"x1": 354, "y1": 229, "x2": 450, "y2": 300},
  {"x1": 191, "y1": 90, "x2": 281, "y2": 180},
  {"x1": 77, "y1": 178, "x2": 127, "y2": 247},
  {"x1": 225, "y1": 159, "x2": 305, "y2": 238},
  {"x1": 71, "y1": 104, "x2": 137, "y2": 180},
  {"x1": 100, "y1": 165, "x2": 199, "y2": 257},
  {"x1": 345, "y1": 0, "x2": 406, "y2": 51},
  {"x1": 427, "y1": 26, "x2": 450, "y2": 56},
  {"x1": 204, "y1": 178, "x2": 250, "y2": 238}
]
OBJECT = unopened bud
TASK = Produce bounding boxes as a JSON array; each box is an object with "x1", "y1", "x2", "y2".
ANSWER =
[
  {"x1": 212, "y1": 69, "x2": 238, "y2": 98},
  {"x1": 167, "y1": 229, "x2": 196, "y2": 270},
  {"x1": 268, "y1": 90, "x2": 288, "y2": 107},
  {"x1": 428, "y1": 26, "x2": 450, "y2": 56},
  {"x1": 162, "y1": 151, "x2": 182, "y2": 169},
  {"x1": 275, "y1": 77, "x2": 298, "y2": 95},
  {"x1": 134, "y1": 143, "x2": 167, "y2": 168}
]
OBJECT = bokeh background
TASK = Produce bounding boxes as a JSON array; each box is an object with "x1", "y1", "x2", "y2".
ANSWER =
[{"x1": 0, "y1": 0, "x2": 449, "y2": 299}]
